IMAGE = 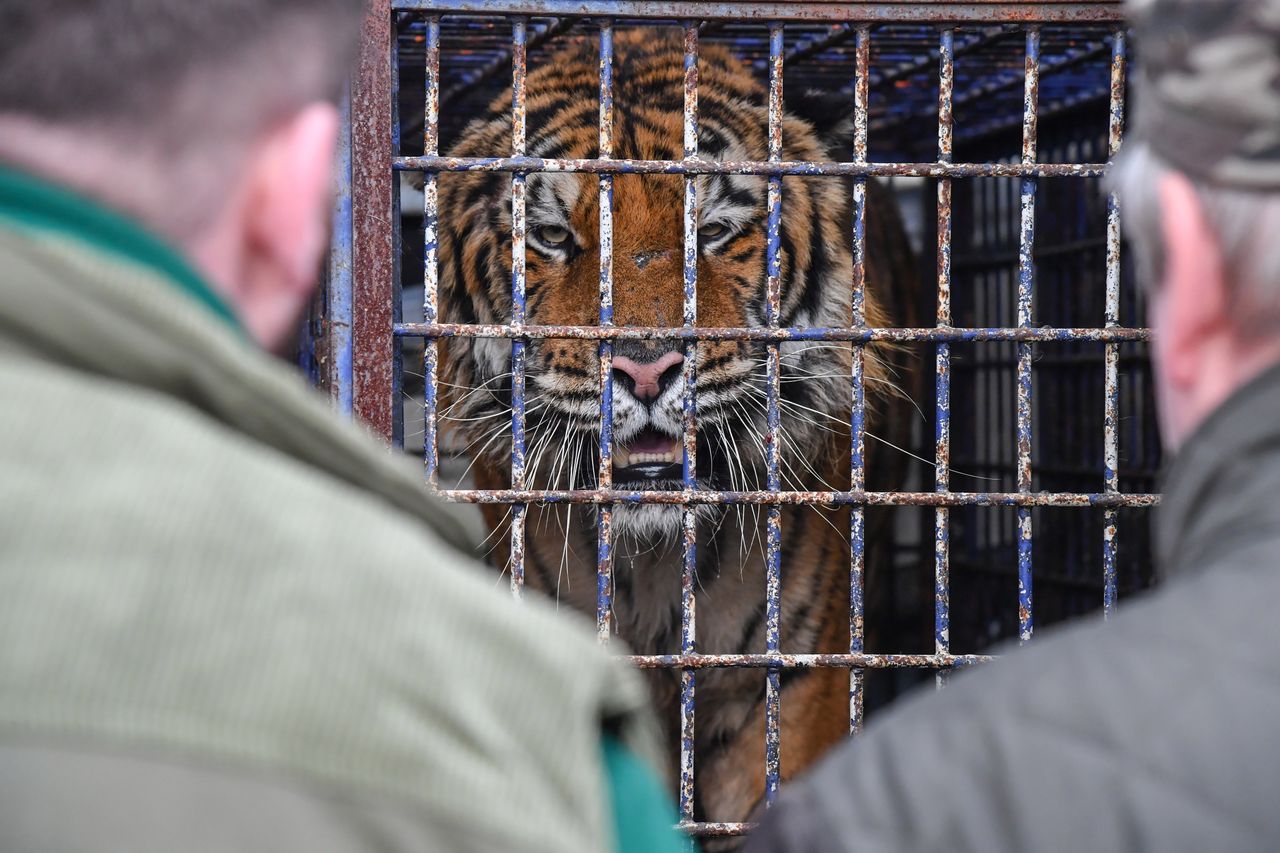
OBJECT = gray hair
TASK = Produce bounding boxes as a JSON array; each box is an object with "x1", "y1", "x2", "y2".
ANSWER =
[{"x1": 1109, "y1": 141, "x2": 1280, "y2": 340}]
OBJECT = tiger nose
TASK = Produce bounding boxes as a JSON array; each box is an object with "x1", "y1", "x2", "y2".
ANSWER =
[{"x1": 612, "y1": 351, "x2": 685, "y2": 402}]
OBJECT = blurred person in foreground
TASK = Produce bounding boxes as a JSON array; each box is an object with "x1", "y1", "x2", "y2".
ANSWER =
[
  {"x1": 746, "y1": 1, "x2": 1280, "y2": 851},
  {"x1": 0, "y1": 4, "x2": 683, "y2": 852}
]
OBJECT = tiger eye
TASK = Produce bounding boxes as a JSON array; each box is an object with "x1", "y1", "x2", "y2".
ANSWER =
[
  {"x1": 698, "y1": 222, "x2": 727, "y2": 239},
  {"x1": 536, "y1": 225, "x2": 571, "y2": 246}
]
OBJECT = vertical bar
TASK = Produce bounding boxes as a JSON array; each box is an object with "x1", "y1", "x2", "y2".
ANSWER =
[
  {"x1": 935, "y1": 26, "x2": 954, "y2": 683},
  {"x1": 509, "y1": 17, "x2": 529, "y2": 597},
  {"x1": 763, "y1": 20, "x2": 784, "y2": 808},
  {"x1": 331, "y1": 87, "x2": 354, "y2": 419},
  {"x1": 1017, "y1": 27, "x2": 1040, "y2": 643},
  {"x1": 597, "y1": 22, "x2": 616, "y2": 642},
  {"x1": 351, "y1": 0, "x2": 397, "y2": 440},
  {"x1": 390, "y1": 12, "x2": 405, "y2": 449},
  {"x1": 423, "y1": 15, "x2": 441, "y2": 485},
  {"x1": 847, "y1": 24, "x2": 870, "y2": 736},
  {"x1": 1103, "y1": 30, "x2": 1126, "y2": 618},
  {"x1": 679, "y1": 20, "x2": 699, "y2": 826}
]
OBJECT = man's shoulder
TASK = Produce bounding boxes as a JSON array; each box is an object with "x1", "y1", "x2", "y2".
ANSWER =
[{"x1": 772, "y1": 568, "x2": 1280, "y2": 853}]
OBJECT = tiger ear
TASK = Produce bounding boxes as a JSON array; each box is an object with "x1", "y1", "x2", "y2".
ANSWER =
[{"x1": 783, "y1": 88, "x2": 856, "y2": 157}]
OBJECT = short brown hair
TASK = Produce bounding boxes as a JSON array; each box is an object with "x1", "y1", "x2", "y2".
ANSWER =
[{"x1": 0, "y1": 1, "x2": 366, "y2": 234}]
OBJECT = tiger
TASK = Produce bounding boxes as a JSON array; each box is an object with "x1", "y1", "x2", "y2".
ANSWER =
[{"x1": 433, "y1": 30, "x2": 919, "y2": 843}]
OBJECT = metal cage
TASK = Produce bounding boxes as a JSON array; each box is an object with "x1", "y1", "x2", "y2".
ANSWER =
[{"x1": 318, "y1": 0, "x2": 1160, "y2": 842}]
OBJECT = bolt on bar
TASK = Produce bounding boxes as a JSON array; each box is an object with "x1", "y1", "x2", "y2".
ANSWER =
[
  {"x1": 763, "y1": 21, "x2": 784, "y2": 808},
  {"x1": 678, "y1": 20, "x2": 699, "y2": 829},
  {"x1": 423, "y1": 15, "x2": 441, "y2": 485},
  {"x1": 1017, "y1": 27, "x2": 1040, "y2": 642},
  {"x1": 847, "y1": 23, "x2": 870, "y2": 736},
  {"x1": 509, "y1": 17, "x2": 529, "y2": 597},
  {"x1": 935, "y1": 26, "x2": 954, "y2": 687},
  {"x1": 1103, "y1": 29, "x2": 1126, "y2": 618},
  {"x1": 597, "y1": 22, "x2": 616, "y2": 642}
]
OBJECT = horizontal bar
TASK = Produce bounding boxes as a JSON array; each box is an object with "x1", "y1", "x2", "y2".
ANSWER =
[
  {"x1": 391, "y1": 1, "x2": 1124, "y2": 24},
  {"x1": 433, "y1": 489, "x2": 1159, "y2": 507},
  {"x1": 630, "y1": 652, "x2": 993, "y2": 669},
  {"x1": 395, "y1": 154, "x2": 1108, "y2": 177},
  {"x1": 395, "y1": 323, "x2": 1149, "y2": 342},
  {"x1": 678, "y1": 821, "x2": 755, "y2": 839}
]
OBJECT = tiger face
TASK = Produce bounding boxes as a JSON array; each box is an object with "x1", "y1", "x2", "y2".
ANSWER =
[{"x1": 438, "y1": 32, "x2": 896, "y2": 543}]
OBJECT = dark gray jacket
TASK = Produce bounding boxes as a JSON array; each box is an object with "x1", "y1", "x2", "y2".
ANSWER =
[{"x1": 746, "y1": 364, "x2": 1280, "y2": 853}]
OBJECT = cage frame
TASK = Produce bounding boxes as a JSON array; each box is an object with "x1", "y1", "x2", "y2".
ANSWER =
[{"x1": 329, "y1": 0, "x2": 1152, "y2": 841}]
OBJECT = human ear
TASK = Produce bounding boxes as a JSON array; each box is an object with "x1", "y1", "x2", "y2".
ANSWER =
[
  {"x1": 1155, "y1": 171, "x2": 1230, "y2": 390},
  {"x1": 239, "y1": 102, "x2": 340, "y2": 349}
]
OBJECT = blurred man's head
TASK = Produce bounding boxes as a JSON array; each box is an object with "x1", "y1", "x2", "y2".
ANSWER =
[
  {"x1": 1112, "y1": 0, "x2": 1280, "y2": 449},
  {"x1": 0, "y1": 1, "x2": 366, "y2": 348}
]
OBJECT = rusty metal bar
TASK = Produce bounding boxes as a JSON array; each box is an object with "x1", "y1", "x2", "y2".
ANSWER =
[
  {"x1": 394, "y1": 322, "x2": 1150, "y2": 342},
  {"x1": 351, "y1": 0, "x2": 397, "y2": 440},
  {"x1": 595, "y1": 22, "x2": 617, "y2": 643},
  {"x1": 763, "y1": 20, "x2": 784, "y2": 809},
  {"x1": 1017, "y1": 27, "x2": 1040, "y2": 643},
  {"x1": 1103, "y1": 29, "x2": 1125, "y2": 618},
  {"x1": 847, "y1": 23, "x2": 870, "y2": 737},
  {"x1": 509, "y1": 16, "x2": 529, "y2": 597},
  {"x1": 935, "y1": 25, "x2": 954, "y2": 688},
  {"x1": 631, "y1": 651, "x2": 993, "y2": 669},
  {"x1": 389, "y1": 1, "x2": 1126, "y2": 25},
  {"x1": 395, "y1": 155, "x2": 1109, "y2": 178},
  {"x1": 423, "y1": 15, "x2": 441, "y2": 486},
  {"x1": 679, "y1": 20, "x2": 699, "y2": 826},
  {"x1": 431, "y1": 488, "x2": 1159, "y2": 507}
]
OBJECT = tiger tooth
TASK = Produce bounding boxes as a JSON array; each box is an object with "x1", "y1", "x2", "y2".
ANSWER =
[{"x1": 614, "y1": 446, "x2": 630, "y2": 468}]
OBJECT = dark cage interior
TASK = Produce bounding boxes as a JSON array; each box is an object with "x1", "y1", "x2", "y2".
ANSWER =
[{"x1": 315, "y1": 6, "x2": 1161, "y2": 843}]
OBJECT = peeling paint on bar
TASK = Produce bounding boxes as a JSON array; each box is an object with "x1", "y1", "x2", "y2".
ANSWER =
[
  {"x1": 848, "y1": 23, "x2": 870, "y2": 737},
  {"x1": 1103, "y1": 28, "x2": 1126, "y2": 618},
  {"x1": 935, "y1": 26, "x2": 955, "y2": 688},
  {"x1": 388, "y1": 0, "x2": 1126, "y2": 24},
  {"x1": 395, "y1": 154, "x2": 1109, "y2": 178},
  {"x1": 631, "y1": 652, "x2": 993, "y2": 669},
  {"x1": 597, "y1": 21, "x2": 616, "y2": 642},
  {"x1": 422, "y1": 15, "x2": 441, "y2": 486},
  {"x1": 763, "y1": 20, "x2": 784, "y2": 808},
  {"x1": 432, "y1": 488, "x2": 1160, "y2": 507},
  {"x1": 1016, "y1": 28, "x2": 1040, "y2": 643},
  {"x1": 679, "y1": 20, "x2": 699, "y2": 827},
  {"x1": 509, "y1": 16, "x2": 529, "y2": 597},
  {"x1": 395, "y1": 322, "x2": 1151, "y2": 342}
]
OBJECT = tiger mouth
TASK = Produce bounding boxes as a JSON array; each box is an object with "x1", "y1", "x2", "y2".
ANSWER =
[{"x1": 613, "y1": 427, "x2": 682, "y2": 484}]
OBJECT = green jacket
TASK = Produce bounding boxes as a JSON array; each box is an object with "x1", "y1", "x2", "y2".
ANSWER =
[{"x1": 0, "y1": 166, "x2": 686, "y2": 853}]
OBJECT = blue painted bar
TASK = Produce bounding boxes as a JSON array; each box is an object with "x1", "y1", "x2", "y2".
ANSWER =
[
  {"x1": 434, "y1": 487, "x2": 1159, "y2": 507},
  {"x1": 935, "y1": 26, "x2": 954, "y2": 683},
  {"x1": 597, "y1": 21, "x2": 616, "y2": 642},
  {"x1": 847, "y1": 23, "x2": 870, "y2": 736},
  {"x1": 509, "y1": 16, "x2": 529, "y2": 597},
  {"x1": 1017, "y1": 27, "x2": 1040, "y2": 643},
  {"x1": 762, "y1": 20, "x2": 784, "y2": 808},
  {"x1": 679, "y1": 20, "x2": 699, "y2": 826},
  {"x1": 1103, "y1": 29, "x2": 1126, "y2": 618},
  {"x1": 423, "y1": 16, "x2": 441, "y2": 486},
  {"x1": 331, "y1": 89, "x2": 354, "y2": 418}
]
